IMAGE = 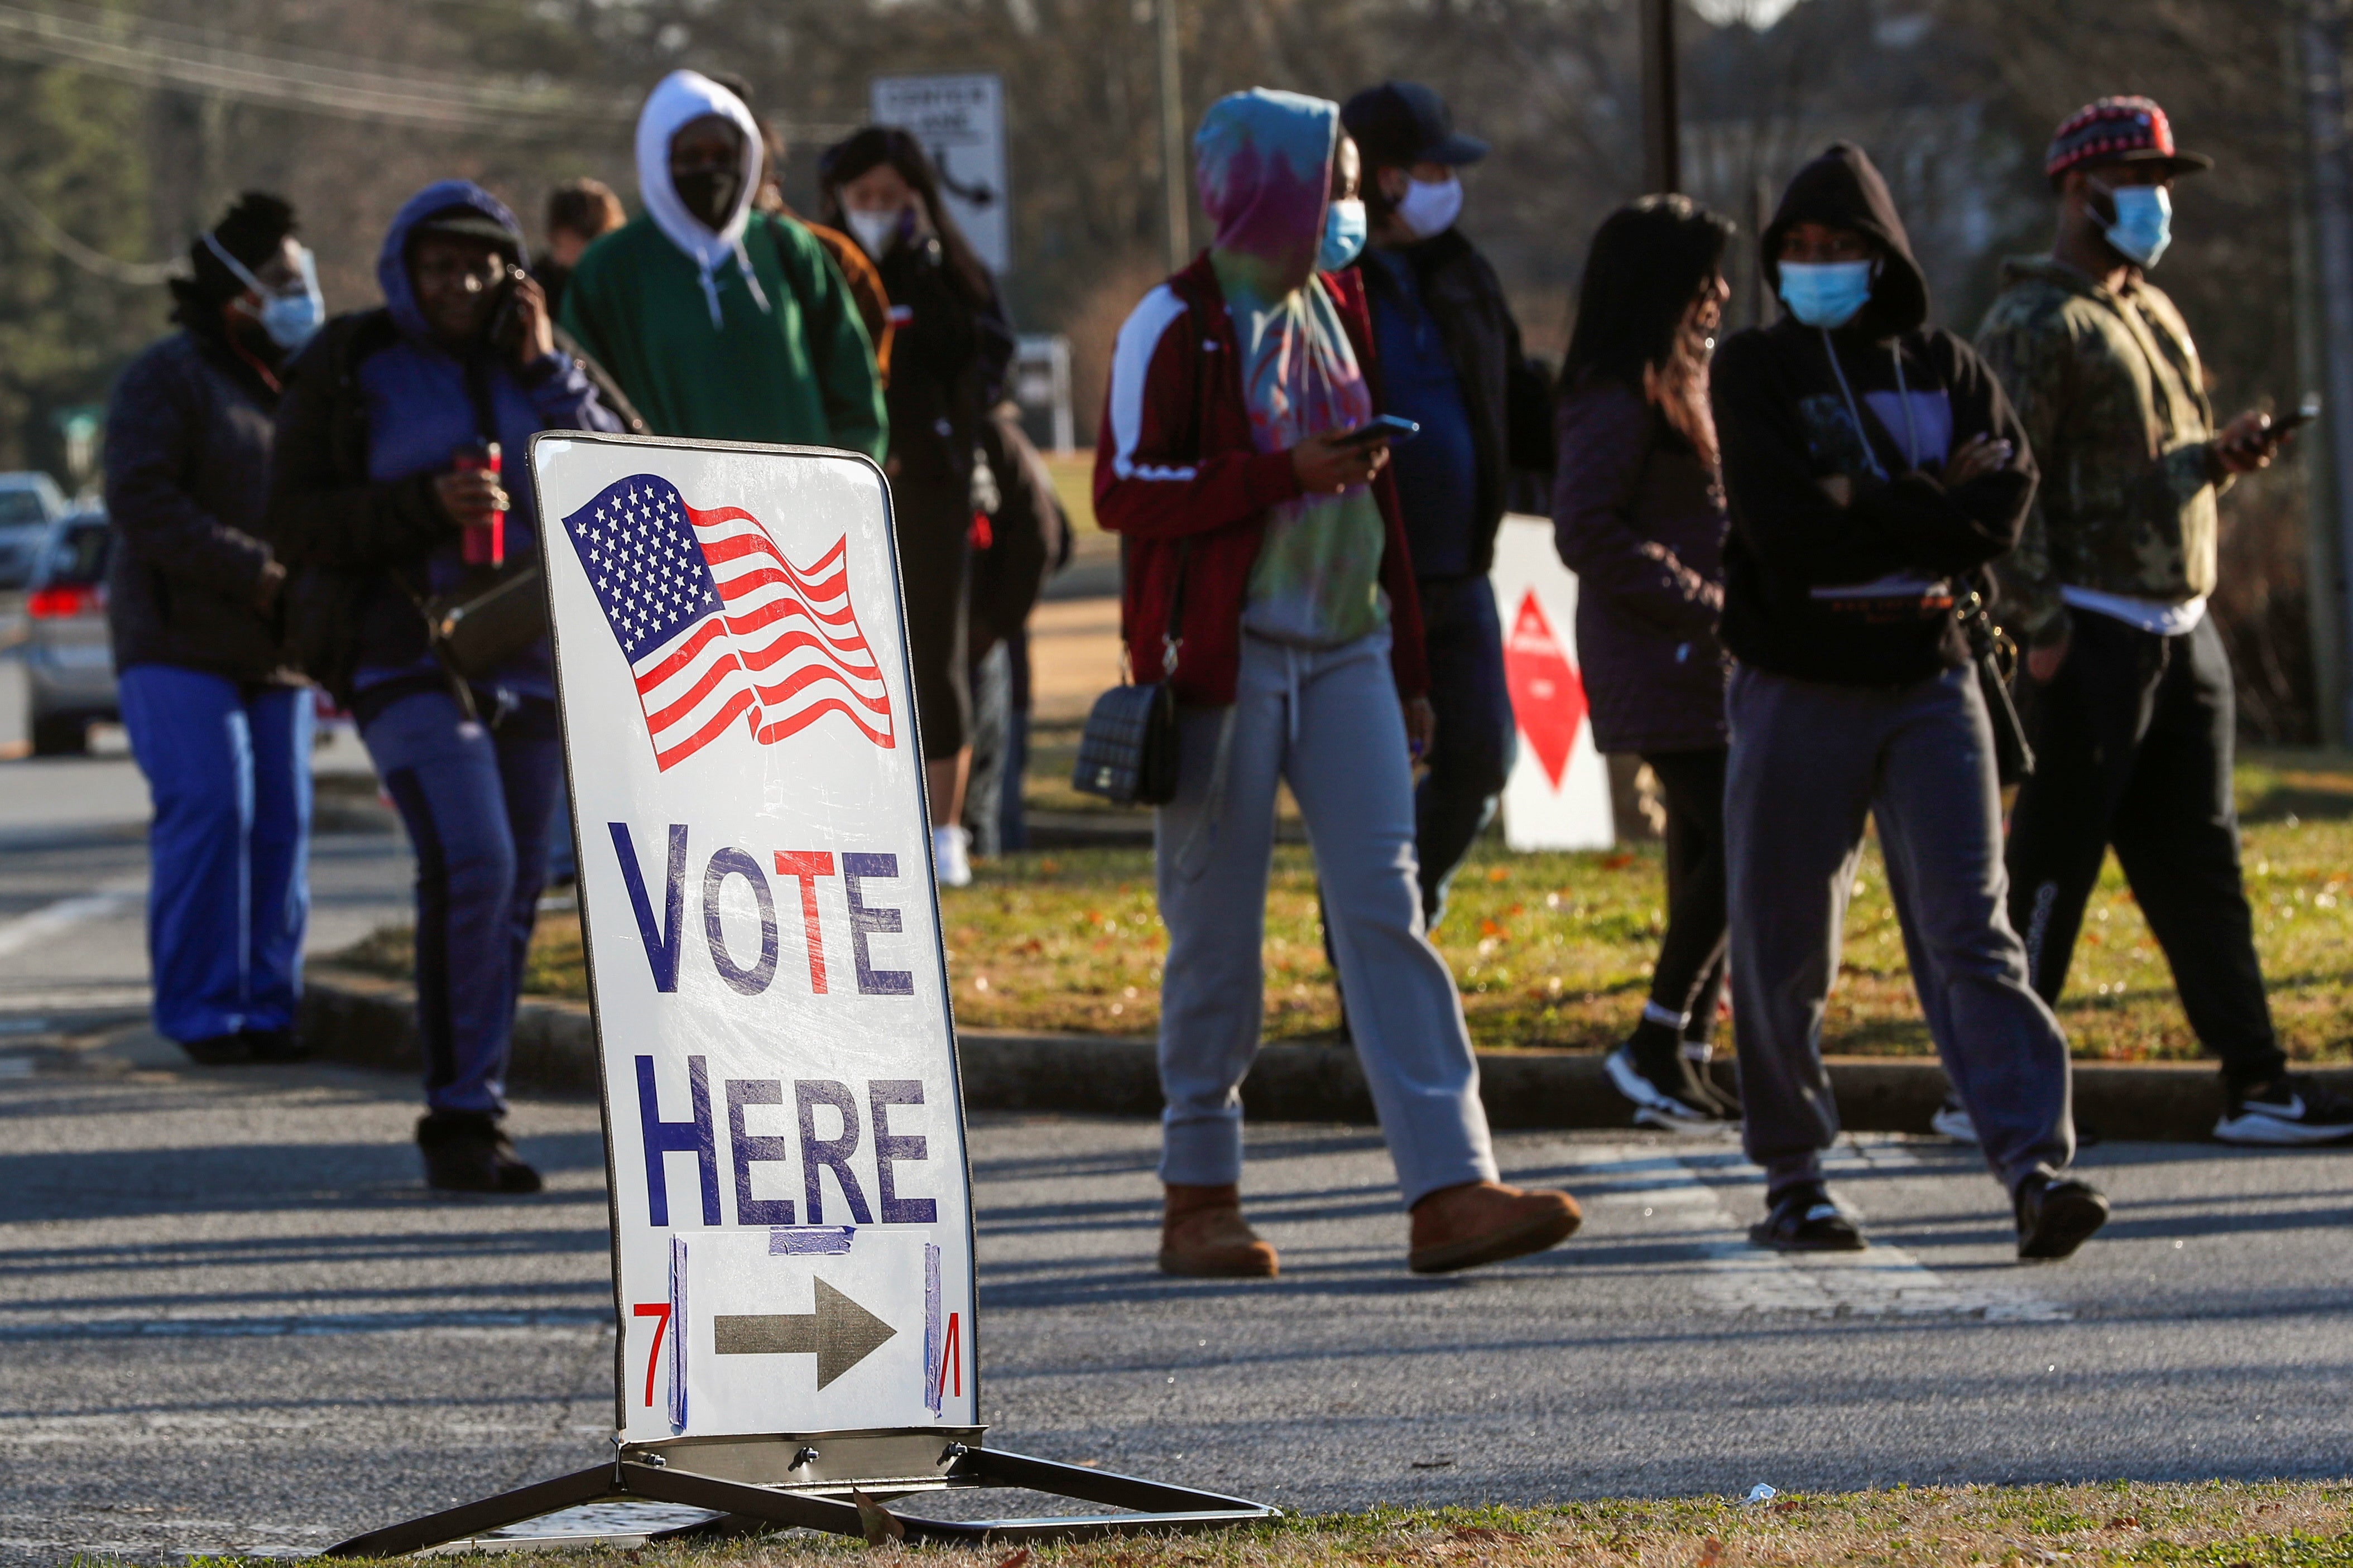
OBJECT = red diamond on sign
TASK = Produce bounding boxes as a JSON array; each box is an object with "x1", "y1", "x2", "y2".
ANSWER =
[{"x1": 1502, "y1": 589, "x2": 1588, "y2": 790}]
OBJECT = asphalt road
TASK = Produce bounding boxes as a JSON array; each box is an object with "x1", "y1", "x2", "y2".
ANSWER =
[{"x1": 4, "y1": 744, "x2": 2352, "y2": 1561}]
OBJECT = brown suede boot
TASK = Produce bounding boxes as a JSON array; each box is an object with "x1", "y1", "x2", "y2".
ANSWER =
[
  {"x1": 1158, "y1": 1183, "x2": 1279, "y2": 1278},
  {"x1": 1408, "y1": 1180, "x2": 1581, "y2": 1274}
]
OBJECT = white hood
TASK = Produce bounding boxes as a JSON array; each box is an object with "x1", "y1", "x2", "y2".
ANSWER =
[{"x1": 635, "y1": 69, "x2": 770, "y2": 326}]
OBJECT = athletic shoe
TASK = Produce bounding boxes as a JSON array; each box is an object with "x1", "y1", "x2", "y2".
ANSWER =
[
  {"x1": 2213, "y1": 1073, "x2": 2353, "y2": 1146},
  {"x1": 1681, "y1": 1042, "x2": 1742, "y2": 1119},
  {"x1": 1931, "y1": 1095, "x2": 1979, "y2": 1143},
  {"x1": 177, "y1": 1033, "x2": 249, "y2": 1066},
  {"x1": 241, "y1": 1028, "x2": 310, "y2": 1063},
  {"x1": 1606, "y1": 1042, "x2": 1727, "y2": 1133},
  {"x1": 931, "y1": 823, "x2": 974, "y2": 889},
  {"x1": 1749, "y1": 1183, "x2": 1865, "y2": 1251},
  {"x1": 417, "y1": 1111, "x2": 543, "y2": 1194},
  {"x1": 2014, "y1": 1171, "x2": 2109, "y2": 1260}
]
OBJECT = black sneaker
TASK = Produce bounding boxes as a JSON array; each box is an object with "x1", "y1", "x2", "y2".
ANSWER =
[
  {"x1": 178, "y1": 1033, "x2": 249, "y2": 1065},
  {"x1": 2014, "y1": 1171, "x2": 2109, "y2": 1260},
  {"x1": 241, "y1": 1028, "x2": 310, "y2": 1063},
  {"x1": 1749, "y1": 1184, "x2": 1865, "y2": 1252},
  {"x1": 1606, "y1": 1041, "x2": 1728, "y2": 1133},
  {"x1": 2214, "y1": 1074, "x2": 2353, "y2": 1146},
  {"x1": 417, "y1": 1111, "x2": 544, "y2": 1194},
  {"x1": 1681, "y1": 1042, "x2": 1742, "y2": 1119},
  {"x1": 1931, "y1": 1094, "x2": 1979, "y2": 1144}
]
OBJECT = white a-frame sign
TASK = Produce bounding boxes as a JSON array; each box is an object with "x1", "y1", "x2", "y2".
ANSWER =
[{"x1": 332, "y1": 434, "x2": 1272, "y2": 1553}]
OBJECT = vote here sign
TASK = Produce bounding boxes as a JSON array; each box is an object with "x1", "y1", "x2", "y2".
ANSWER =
[{"x1": 530, "y1": 434, "x2": 975, "y2": 1446}]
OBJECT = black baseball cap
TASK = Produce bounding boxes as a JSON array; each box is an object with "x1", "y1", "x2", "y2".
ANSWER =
[
  {"x1": 1341, "y1": 81, "x2": 1488, "y2": 169},
  {"x1": 412, "y1": 207, "x2": 522, "y2": 257}
]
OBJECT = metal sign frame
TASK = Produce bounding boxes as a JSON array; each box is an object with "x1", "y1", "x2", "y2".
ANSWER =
[{"x1": 328, "y1": 433, "x2": 1272, "y2": 1553}]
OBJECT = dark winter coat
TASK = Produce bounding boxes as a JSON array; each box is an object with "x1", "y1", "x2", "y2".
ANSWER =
[
  {"x1": 1712, "y1": 142, "x2": 2038, "y2": 685},
  {"x1": 1353, "y1": 228, "x2": 1554, "y2": 578},
  {"x1": 102, "y1": 330, "x2": 298, "y2": 685},
  {"x1": 876, "y1": 236, "x2": 1014, "y2": 496},
  {"x1": 1550, "y1": 378, "x2": 1728, "y2": 756}
]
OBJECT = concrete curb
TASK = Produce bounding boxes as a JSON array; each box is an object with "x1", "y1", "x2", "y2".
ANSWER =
[{"x1": 298, "y1": 968, "x2": 2351, "y2": 1143}]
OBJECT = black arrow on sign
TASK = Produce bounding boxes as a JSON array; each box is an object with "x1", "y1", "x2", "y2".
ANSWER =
[{"x1": 712, "y1": 1276, "x2": 897, "y2": 1389}]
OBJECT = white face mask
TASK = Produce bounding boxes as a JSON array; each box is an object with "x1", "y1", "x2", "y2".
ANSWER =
[
  {"x1": 1395, "y1": 173, "x2": 1463, "y2": 240},
  {"x1": 844, "y1": 208, "x2": 901, "y2": 258}
]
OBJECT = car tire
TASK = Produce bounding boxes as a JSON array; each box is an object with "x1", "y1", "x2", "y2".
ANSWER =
[{"x1": 30, "y1": 713, "x2": 88, "y2": 756}]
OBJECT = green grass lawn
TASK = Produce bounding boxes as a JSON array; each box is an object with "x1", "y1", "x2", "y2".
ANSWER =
[
  {"x1": 265, "y1": 1482, "x2": 2353, "y2": 1567},
  {"x1": 330, "y1": 751, "x2": 2353, "y2": 1064}
]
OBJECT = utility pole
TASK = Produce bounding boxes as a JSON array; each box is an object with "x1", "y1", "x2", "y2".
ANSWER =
[
  {"x1": 1156, "y1": 0, "x2": 1189, "y2": 271},
  {"x1": 1640, "y1": 0, "x2": 1680, "y2": 193},
  {"x1": 2292, "y1": 11, "x2": 2346, "y2": 744},
  {"x1": 2302, "y1": 0, "x2": 2353, "y2": 741}
]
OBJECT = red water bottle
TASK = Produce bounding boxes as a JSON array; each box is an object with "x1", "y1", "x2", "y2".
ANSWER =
[{"x1": 454, "y1": 440, "x2": 506, "y2": 566}]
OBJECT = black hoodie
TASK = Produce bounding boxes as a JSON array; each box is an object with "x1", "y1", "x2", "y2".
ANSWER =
[{"x1": 1711, "y1": 143, "x2": 2037, "y2": 685}]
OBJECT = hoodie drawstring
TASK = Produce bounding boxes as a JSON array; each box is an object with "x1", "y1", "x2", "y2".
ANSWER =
[
  {"x1": 1821, "y1": 329, "x2": 1889, "y2": 482},
  {"x1": 693, "y1": 239, "x2": 774, "y2": 329}
]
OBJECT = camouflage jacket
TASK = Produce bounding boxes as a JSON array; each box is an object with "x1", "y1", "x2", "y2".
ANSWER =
[{"x1": 1973, "y1": 256, "x2": 2229, "y2": 646}]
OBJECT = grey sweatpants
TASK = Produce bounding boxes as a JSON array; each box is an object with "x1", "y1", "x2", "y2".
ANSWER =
[
  {"x1": 1155, "y1": 628, "x2": 1499, "y2": 1208},
  {"x1": 1725, "y1": 662, "x2": 2075, "y2": 1195}
]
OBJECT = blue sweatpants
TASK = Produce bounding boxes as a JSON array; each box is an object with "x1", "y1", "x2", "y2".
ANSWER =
[
  {"x1": 359, "y1": 687, "x2": 564, "y2": 1116},
  {"x1": 118, "y1": 665, "x2": 314, "y2": 1044}
]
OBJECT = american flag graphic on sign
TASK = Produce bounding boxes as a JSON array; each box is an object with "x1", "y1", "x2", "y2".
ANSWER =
[{"x1": 558, "y1": 475, "x2": 894, "y2": 771}]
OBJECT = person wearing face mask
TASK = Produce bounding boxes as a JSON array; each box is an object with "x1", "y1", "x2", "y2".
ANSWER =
[
  {"x1": 817, "y1": 128, "x2": 1016, "y2": 888},
  {"x1": 1339, "y1": 81, "x2": 1554, "y2": 930},
  {"x1": 103, "y1": 192, "x2": 321, "y2": 1067},
  {"x1": 1712, "y1": 143, "x2": 2110, "y2": 1262},
  {"x1": 1972, "y1": 99, "x2": 2350, "y2": 1148},
  {"x1": 267, "y1": 181, "x2": 625, "y2": 1192},
  {"x1": 1097, "y1": 88, "x2": 1581, "y2": 1280},
  {"x1": 559, "y1": 71, "x2": 885, "y2": 460}
]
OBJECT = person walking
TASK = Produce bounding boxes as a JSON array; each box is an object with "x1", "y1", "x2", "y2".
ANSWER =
[
  {"x1": 819, "y1": 127, "x2": 1017, "y2": 888},
  {"x1": 1712, "y1": 143, "x2": 2108, "y2": 1260},
  {"x1": 559, "y1": 71, "x2": 885, "y2": 459},
  {"x1": 267, "y1": 182, "x2": 625, "y2": 1192},
  {"x1": 1096, "y1": 87, "x2": 1579, "y2": 1279},
  {"x1": 1973, "y1": 98, "x2": 2352, "y2": 1147},
  {"x1": 104, "y1": 192, "x2": 324, "y2": 1066},
  {"x1": 1552, "y1": 195, "x2": 1739, "y2": 1131},
  {"x1": 531, "y1": 178, "x2": 625, "y2": 319},
  {"x1": 1339, "y1": 81, "x2": 1553, "y2": 927}
]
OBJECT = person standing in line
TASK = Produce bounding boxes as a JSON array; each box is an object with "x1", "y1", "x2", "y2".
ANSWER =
[
  {"x1": 559, "y1": 71, "x2": 884, "y2": 460},
  {"x1": 1097, "y1": 87, "x2": 1580, "y2": 1279},
  {"x1": 268, "y1": 183, "x2": 625, "y2": 1192},
  {"x1": 1974, "y1": 98, "x2": 2352, "y2": 1147},
  {"x1": 819, "y1": 127, "x2": 1016, "y2": 888},
  {"x1": 531, "y1": 179, "x2": 625, "y2": 320},
  {"x1": 104, "y1": 192, "x2": 324, "y2": 1066},
  {"x1": 1712, "y1": 143, "x2": 2109, "y2": 1260},
  {"x1": 1339, "y1": 81, "x2": 1554, "y2": 929},
  {"x1": 1552, "y1": 195, "x2": 1740, "y2": 1131}
]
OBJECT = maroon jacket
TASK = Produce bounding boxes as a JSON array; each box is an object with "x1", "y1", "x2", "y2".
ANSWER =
[
  {"x1": 1551, "y1": 377, "x2": 1730, "y2": 756},
  {"x1": 1092, "y1": 253, "x2": 1428, "y2": 705}
]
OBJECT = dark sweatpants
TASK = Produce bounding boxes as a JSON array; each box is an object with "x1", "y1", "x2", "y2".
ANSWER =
[
  {"x1": 1413, "y1": 575, "x2": 1516, "y2": 929},
  {"x1": 2006, "y1": 612, "x2": 2287, "y2": 1091}
]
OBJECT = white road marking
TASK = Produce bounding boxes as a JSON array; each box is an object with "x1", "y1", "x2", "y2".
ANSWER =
[
  {"x1": 0, "y1": 876, "x2": 145, "y2": 959},
  {"x1": 1572, "y1": 1136, "x2": 2070, "y2": 1322}
]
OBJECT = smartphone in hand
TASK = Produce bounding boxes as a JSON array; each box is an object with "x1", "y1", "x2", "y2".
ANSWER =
[{"x1": 1334, "y1": 414, "x2": 1422, "y2": 449}]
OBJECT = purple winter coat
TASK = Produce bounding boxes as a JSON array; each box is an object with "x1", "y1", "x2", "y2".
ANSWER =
[{"x1": 1550, "y1": 377, "x2": 1731, "y2": 756}]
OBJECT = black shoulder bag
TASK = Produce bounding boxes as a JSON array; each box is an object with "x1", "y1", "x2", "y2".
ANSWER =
[{"x1": 1072, "y1": 540, "x2": 1187, "y2": 806}]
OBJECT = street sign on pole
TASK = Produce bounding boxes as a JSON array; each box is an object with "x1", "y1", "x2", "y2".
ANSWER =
[
  {"x1": 871, "y1": 73, "x2": 1009, "y2": 276},
  {"x1": 326, "y1": 434, "x2": 1273, "y2": 1555}
]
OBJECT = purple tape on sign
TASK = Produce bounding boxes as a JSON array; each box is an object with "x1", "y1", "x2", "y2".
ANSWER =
[
  {"x1": 924, "y1": 1243, "x2": 943, "y2": 1415},
  {"x1": 668, "y1": 1235, "x2": 689, "y2": 1431},
  {"x1": 769, "y1": 1226, "x2": 855, "y2": 1256}
]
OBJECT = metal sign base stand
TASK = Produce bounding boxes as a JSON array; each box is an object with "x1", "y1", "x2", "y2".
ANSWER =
[{"x1": 326, "y1": 1429, "x2": 1278, "y2": 1555}]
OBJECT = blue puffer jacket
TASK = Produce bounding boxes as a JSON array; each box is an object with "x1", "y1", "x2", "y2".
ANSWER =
[{"x1": 265, "y1": 180, "x2": 625, "y2": 708}]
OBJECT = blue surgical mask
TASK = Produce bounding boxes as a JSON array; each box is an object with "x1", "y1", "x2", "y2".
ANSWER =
[
  {"x1": 207, "y1": 234, "x2": 325, "y2": 353},
  {"x1": 1778, "y1": 259, "x2": 1875, "y2": 329},
  {"x1": 2099, "y1": 183, "x2": 2172, "y2": 270},
  {"x1": 1319, "y1": 198, "x2": 1367, "y2": 272}
]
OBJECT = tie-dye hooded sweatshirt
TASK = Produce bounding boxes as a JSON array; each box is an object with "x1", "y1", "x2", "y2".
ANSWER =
[{"x1": 1195, "y1": 89, "x2": 1387, "y2": 647}]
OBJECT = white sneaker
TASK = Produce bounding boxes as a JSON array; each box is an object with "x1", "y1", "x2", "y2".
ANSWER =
[
  {"x1": 1930, "y1": 1095, "x2": 1978, "y2": 1144},
  {"x1": 1604, "y1": 1045, "x2": 1722, "y2": 1134},
  {"x1": 931, "y1": 824, "x2": 973, "y2": 889}
]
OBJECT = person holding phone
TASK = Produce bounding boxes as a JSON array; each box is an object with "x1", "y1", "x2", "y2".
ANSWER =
[
  {"x1": 1095, "y1": 88, "x2": 1579, "y2": 1280},
  {"x1": 266, "y1": 182, "x2": 625, "y2": 1194},
  {"x1": 1975, "y1": 98, "x2": 2353, "y2": 1146}
]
